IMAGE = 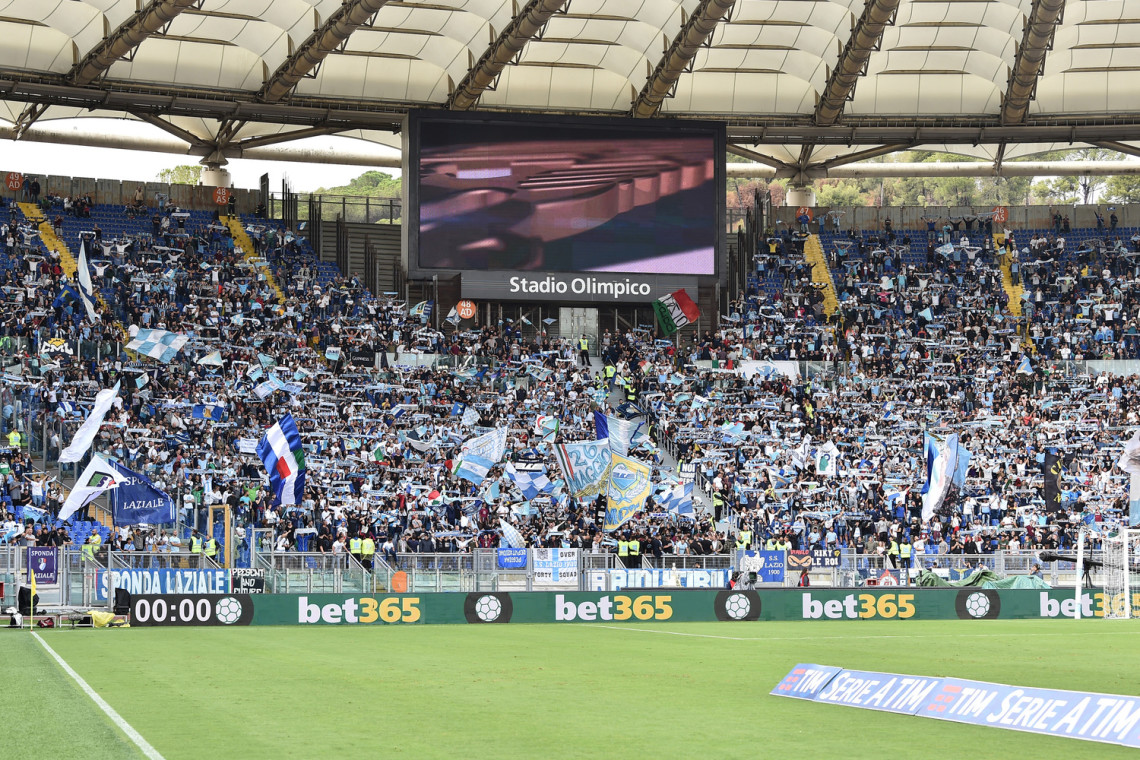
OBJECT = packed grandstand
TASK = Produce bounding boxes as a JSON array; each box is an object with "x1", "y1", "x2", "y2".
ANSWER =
[{"x1": 2, "y1": 182, "x2": 1138, "y2": 575}]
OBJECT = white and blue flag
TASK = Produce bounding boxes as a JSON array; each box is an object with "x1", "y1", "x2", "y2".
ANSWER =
[
  {"x1": 506, "y1": 463, "x2": 553, "y2": 500},
  {"x1": 658, "y1": 483, "x2": 694, "y2": 517}
]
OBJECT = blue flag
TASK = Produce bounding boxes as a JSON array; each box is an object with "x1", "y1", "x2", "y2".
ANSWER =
[
  {"x1": 108, "y1": 460, "x2": 176, "y2": 526},
  {"x1": 192, "y1": 404, "x2": 226, "y2": 422}
]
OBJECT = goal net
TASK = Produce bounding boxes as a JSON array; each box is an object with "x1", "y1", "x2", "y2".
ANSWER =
[{"x1": 1101, "y1": 529, "x2": 1140, "y2": 620}]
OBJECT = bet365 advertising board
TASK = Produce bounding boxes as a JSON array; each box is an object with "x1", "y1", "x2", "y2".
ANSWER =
[{"x1": 130, "y1": 588, "x2": 1140, "y2": 627}]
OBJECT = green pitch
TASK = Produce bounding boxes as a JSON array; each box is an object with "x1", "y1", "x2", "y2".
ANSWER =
[{"x1": 9, "y1": 619, "x2": 1140, "y2": 759}]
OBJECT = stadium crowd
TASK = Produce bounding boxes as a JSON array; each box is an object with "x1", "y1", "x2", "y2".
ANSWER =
[{"x1": 1, "y1": 191, "x2": 1137, "y2": 573}]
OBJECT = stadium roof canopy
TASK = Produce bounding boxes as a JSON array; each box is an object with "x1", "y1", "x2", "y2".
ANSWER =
[{"x1": 3, "y1": 0, "x2": 1140, "y2": 180}]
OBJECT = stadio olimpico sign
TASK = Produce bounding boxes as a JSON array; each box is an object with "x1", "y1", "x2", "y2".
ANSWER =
[{"x1": 460, "y1": 271, "x2": 703, "y2": 303}]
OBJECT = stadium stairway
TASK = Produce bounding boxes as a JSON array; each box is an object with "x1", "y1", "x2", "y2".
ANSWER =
[
  {"x1": 222, "y1": 215, "x2": 285, "y2": 303},
  {"x1": 803, "y1": 235, "x2": 838, "y2": 317},
  {"x1": 19, "y1": 202, "x2": 77, "y2": 277},
  {"x1": 18, "y1": 203, "x2": 128, "y2": 341},
  {"x1": 996, "y1": 249, "x2": 1023, "y2": 319},
  {"x1": 993, "y1": 235, "x2": 1034, "y2": 353}
]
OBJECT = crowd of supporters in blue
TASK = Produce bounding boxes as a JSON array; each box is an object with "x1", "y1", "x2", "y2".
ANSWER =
[{"x1": 0, "y1": 187, "x2": 1137, "y2": 575}]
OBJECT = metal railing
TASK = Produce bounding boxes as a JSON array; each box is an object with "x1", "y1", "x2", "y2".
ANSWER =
[
  {"x1": 107, "y1": 551, "x2": 217, "y2": 570},
  {"x1": 641, "y1": 554, "x2": 733, "y2": 570},
  {"x1": 259, "y1": 551, "x2": 370, "y2": 594},
  {"x1": 837, "y1": 551, "x2": 1098, "y2": 587},
  {"x1": 272, "y1": 192, "x2": 401, "y2": 225}
]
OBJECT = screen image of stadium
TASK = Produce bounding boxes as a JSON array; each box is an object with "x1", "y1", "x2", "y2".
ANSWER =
[{"x1": 410, "y1": 112, "x2": 722, "y2": 276}]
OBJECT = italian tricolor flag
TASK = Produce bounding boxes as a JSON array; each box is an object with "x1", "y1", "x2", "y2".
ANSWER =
[{"x1": 653, "y1": 289, "x2": 700, "y2": 336}]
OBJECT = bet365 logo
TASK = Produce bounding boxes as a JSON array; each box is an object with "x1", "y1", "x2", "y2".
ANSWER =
[
  {"x1": 553, "y1": 594, "x2": 673, "y2": 622},
  {"x1": 298, "y1": 596, "x2": 421, "y2": 624}
]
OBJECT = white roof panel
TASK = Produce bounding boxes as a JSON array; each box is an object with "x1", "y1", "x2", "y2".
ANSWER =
[{"x1": 0, "y1": 0, "x2": 1138, "y2": 162}]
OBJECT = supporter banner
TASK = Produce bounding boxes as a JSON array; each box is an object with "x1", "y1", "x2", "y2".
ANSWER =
[
  {"x1": 108, "y1": 460, "x2": 176, "y2": 526},
  {"x1": 95, "y1": 568, "x2": 230, "y2": 601},
  {"x1": 787, "y1": 550, "x2": 812, "y2": 570},
  {"x1": 737, "y1": 550, "x2": 786, "y2": 583},
  {"x1": 27, "y1": 547, "x2": 58, "y2": 584},
  {"x1": 532, "y1": 548, "x2": 578, "y2": 583},
  {"x1": 771, "y1": 665, "x2": 1140, "y2": 750},
  {"x1": 586, "y1": 568, "x2": 730, "y2": 591},
  {"x1": 497, "y1": 548, "x2": 527, "y2": 570},
  {"x1": 156, "y1": 588, "x2": 1140, "y2": 626},
  {"x1": 812, "y1": 549, "x2": 843, "y2": 568},
  {"x1": 1043, "y1": 449, "x2": 1063, "y2": 513},
  {"x1": 231, "y1": 568, "x2": 266, "y2": 594},
  {"x1": 737, "y1": 360, "x2": 800, "y2": 382}
]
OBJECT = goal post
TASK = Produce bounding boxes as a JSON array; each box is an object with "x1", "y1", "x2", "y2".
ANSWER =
[{"x1": 1102, "y1": 529, "x2": 1140, "y2": 620}]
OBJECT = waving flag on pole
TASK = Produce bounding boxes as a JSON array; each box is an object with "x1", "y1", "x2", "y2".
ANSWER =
[
  {"x1": 127, "y1": 327, "x2": 189, "y2": 363},
  {"x1": 815, "y1": 441, "x2": 840, "y2": 477},
  {"x1": 460, "y1": 405, "x2": 480, "y2": 427},
  {"x1": 921, "y1": 433, "x2": 958, "y2": 521},
  {"x1": 75, "y1": 239, "x2": 101, "y2": 322},
  {"x1": 192, "y1": 403, "x2": 227, "y2": 422},
  {"x1": 59, "y1": 382, "x2": 120, "y2": 463},
  {"x1": 59, "y1": 454, "x2": 122, "y2": 522},
  {"x1": 197, "y1": 351, "x2": 225, "y2": 367},
  {"x1": 658, "y1": 483, "x2": 694, "y2": 516},
  {"x1": 257, "y1": 413, "x2": 307, "y2": 506},
  {"x1": 1117, "y1": 430, "x2": 1140, "y2": 526},
  {"x1": 604, "y1": 453, "x2": 652, "y2": 531},
  {"x1": 652, "y1": 289, "x2": 700, "y2": 336},
  {"x1": 790, "y1": 434, "x2": 812, "y2": 471},
  {"x1": 506, "y1": 463, "x2": 553, "y2": 500},
  {"x1": 108, "y1": 459, "x2": 175, "y2": 526},
  {"x1": 552, "y1": 439, "x2": 613, "y2": 499},
  {"x1": 409, "y1": 300, "x2": 434, "y2": 323},
  {"x1": 535, "y1": 414, "x2": 560, "y2": 443},
  {"x1": 595, "y1": 412, "x2": 645, "y2": 456},
  {"x1": 454, "y1": 428, "x2": 507, "y2": 484},
  {"x1": 499, "y1": 518, "x2": 526, "y2": 549}
]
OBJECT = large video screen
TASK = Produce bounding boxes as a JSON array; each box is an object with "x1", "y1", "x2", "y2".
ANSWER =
[{"x1": 411, "y1": 113, "x2": 721, "y2": 275}]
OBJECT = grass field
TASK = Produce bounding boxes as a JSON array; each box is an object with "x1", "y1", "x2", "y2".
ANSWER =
[{"x1": 9, "y1": 619, "x2": 1140, "y2": 759}]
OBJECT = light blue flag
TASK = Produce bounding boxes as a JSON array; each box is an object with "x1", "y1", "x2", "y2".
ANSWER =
[
  {"x1": 455, "y1": 455, "x2": 494, "y2": 485},
  {"x1": 657, "y1": 483, "x2": 694, "y2": 517},
  {"x1": 499, "y1": 518, "x2": 526, "y2": 549},
  {"x1": 952, "y1": 441, "x2": 972, "y2": 488},
  {"x1": 601, "y1": 414, "x2": 645, "y2": 457},
  {"x1": 506, "y1": 463, "x2": 553, "y2": 500},
  {"x1": 552, "y1": 438, "x2": 613, "y2": 499}
]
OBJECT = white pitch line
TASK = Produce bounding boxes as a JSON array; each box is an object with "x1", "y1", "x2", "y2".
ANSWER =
[
  {"x1": 32, "y1": 632, "x2": 165, "y2": 760},
  {"x1": 591, "y1": 625, "x2": 1140, "y2": 642}
]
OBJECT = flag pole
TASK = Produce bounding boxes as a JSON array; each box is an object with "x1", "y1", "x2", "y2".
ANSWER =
[{"x1": 27, "y1": 555, "x2": 35, "y2": 632}]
